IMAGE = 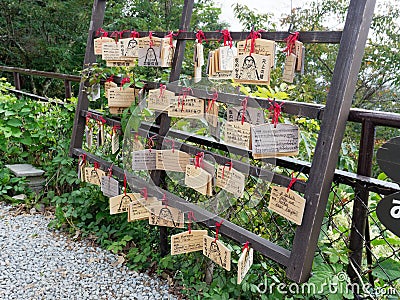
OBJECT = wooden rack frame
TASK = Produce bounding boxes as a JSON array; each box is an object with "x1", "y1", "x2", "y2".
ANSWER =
[{"x1": 69, "y1": 0, "x2": 377, "y2": 283}]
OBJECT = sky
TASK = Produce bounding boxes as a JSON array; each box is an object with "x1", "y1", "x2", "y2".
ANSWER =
[{"x1": 216, "y1": 0, "x2": 307, "y2": 31}]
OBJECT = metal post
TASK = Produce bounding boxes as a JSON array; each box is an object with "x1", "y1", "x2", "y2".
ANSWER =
[{"x1": 347, "y1": 120, "x2": 375, "y2": 281}]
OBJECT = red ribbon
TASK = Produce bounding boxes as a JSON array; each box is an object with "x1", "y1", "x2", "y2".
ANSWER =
[
  {"x1": 195, "y1": 152, "x2": 204, "y2": 169},
  {"x1": 244, "y1": 30, "x2": 263, "y2": 55},
  {"x1": 242, "y1": 241, "x2": 250, "y2": 252},
  {"x1": 112, "y1": 124, "x2": 121, "y2": 134},
  {"x1": 241, "y1": 96, "x2": 248, "y2": 125},
  {"x1": 79, "y1": 154, "x2": 87, "y2": 166},
  {"x1": 99, "y1": 116, "x2": 106, "y2": 125},
  {"x1": 187, "y1": 211, "x2": 196, "y2": 234},
  {"x1": 222, "y1": 162, "x2": 233, "y2": 180},
  {"x1": 283, "y1": 31, "x2": 299, "y2": 56},
  {"x1": 162, "y1": 193, "x2": 168, "y2": 207},
  {"x1": 110, "y1": 31, "x2": 121, "y2": 43},
  {"x1": 141, "y1": 187, "x2": 148, "y2": 200},
  {"x1": 178, "y1": 87, "x2": 193, "y2": 112},
  {"x1": 148, "y1": 31, "x2": 154, "y2": 47},
  {"x1": 124, "y1": 174, "x2": 127, "y2": 195},
  {"x1": 159, "y1": 84, "x2": 166, "y2": 99},
  {"x1": 106, "y1": 75, "x2": 114, "y2": 83},
  {"x1": 165, "y1": 31, "x2": 175, "y2": 47},
  {"x1": 219, "y1": 29, "x2": 233, "y2": 48},
  {"x1": 215, "y1": 220, "x2": 224, "y2": 241},
  {"x1": 287, "y1": 172, "x2": 298, "y2": 193},
  {"x1": 195, "y1": 30, "x2": 207, "y2": 44},
  {"x1": 130, "y1": 30, "x2": 140, "y2": 39},
  {"x1": 94, "y1": 162, "x2": 100, "y2": 170},
  {"x1": 268, "y1": 100, "x2": 283, "y2": 128},
  {"x1": 165, "y1": 139, "x2": 175, "y2": 153},
  {"x1": 147, "y1": 135, "x2": 155, "y2": 151},
  {"x1": 96, "y1": 28, "x2": 108, "y2": 38},
  {"x1": 120, "y1": 77, "x2": 131, "y2": 89},
  {"x1": 207, "y1": 90, "x2": 218, "y2": 113},
  {"x1": 107, "y1": 164, "x2": 113, "y2": 177}
]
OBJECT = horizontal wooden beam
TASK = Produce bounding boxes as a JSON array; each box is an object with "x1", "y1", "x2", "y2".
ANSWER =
[
  {"x1": 99, "y1": 31, "x2": 343, "y2": 44},
  {"x1": 0, "y1": 66, "x2": 81, "y2": 82},
  {"x1": 71, "y1": 147, "x2": 292, "y2": 266}
]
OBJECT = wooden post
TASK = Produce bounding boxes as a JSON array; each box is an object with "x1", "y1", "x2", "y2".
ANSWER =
[
  {"x1": 150, "y1": 0, "x2": 195, "y2": 257},
  {"x1": 13, "y1": 72, "x2": 21, "y2": 90},
  {"x1": 347, "y1": 120, "x2": 375, "y2": 281},
  {"x1": 286, "y1": 0, "x2": 376, "y2": 283},
  {"x1": 64, "y1": 80, "x2": 72, "y2": 99},
  {"x1": 69, "y1": 0, "x2": 106, "y2": 155}
]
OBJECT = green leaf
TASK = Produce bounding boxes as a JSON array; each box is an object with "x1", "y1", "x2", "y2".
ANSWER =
[
  {"x1": 372, "y1": 258, "x2": 400, "y2": 281},
  {"x1": 20, "y1": 135, "x2": 33, "y2": 145},
  {"x1": 7, "y1": 119, "x2": 23, "y2": 127}
]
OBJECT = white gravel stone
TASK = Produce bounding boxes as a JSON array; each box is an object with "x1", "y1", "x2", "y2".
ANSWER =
[{"x1": 0, "y1": 202, "x2": 177, "y2": 300}]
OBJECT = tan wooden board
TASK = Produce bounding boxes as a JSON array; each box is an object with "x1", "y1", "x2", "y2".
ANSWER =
[
  {"x1": 185, "y1": 165, "x2": 212, "y2": 196},
  {"x1": 108, "y1": 87, "x2": 136, "y2": 108},
  {"x1": 224, "y1": 121, "x2": 251, "y2": 150},
  {"x1": 237, "y1": 247, "x2": 254, "y2": 284},
  {"x1": 203, "y1": 235, "x2": 231, "y2": 271},
  {"x1": 251, "y1": 123, "x2": 299, "y2": 158},
  {"x1": 156, "y1": 150, "x2": 191, "y2": 172},
  {"x1": 147, "y1": 89, "x2": 174, "y2": 112},
  {"x1": 216, "y1": 165, "x2": 245, "y2": 198},
  {"x1": 84, "y1": 167, "x2": 106, "y2": 186},
  {"x1": 171, "y1": 230, "x2": 208, "y2": 255},
  {"x1": 109, "y1": 193, "x2": 139, "y2": 215},
  {"x1": 168, "y1": 96, "x2": 205, "y2": 119},
  {"x1": 149, "y1": 205, "x2": 185, "y2": 228},
  {"x1": 268, "y1": 186, "x2": 306, "y2": 225}
]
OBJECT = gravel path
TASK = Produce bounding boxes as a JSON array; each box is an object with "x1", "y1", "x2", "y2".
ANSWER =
[{"x1": 0, "y1": 202, "x2": 177, "y2": 300}]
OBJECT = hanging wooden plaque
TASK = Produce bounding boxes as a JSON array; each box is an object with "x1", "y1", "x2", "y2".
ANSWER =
[
  {"x1": 149, "y1": 205, "x2": 185, "y2": 228},
  {"x1": 185, "y1": 165, "x2": 213, "y2": 196},
  {"x1": 101, "y1": 176, "x2": 120, "y2": 198},
  {"x1": 138, "y1": 36, "x2": 162, "y2": 67},
  {"x1": 237, "y1": 39, "x2": 275, "y2": 67},
  {"x1": 128, "y1": 197, "x2": 160, "y2": 222},
  {"x1": 203, "y1": 235, "x2": 231, "y2": 271},
  {"x1": 224, "y1": 121, "x2": 251, "y2": 150},
  {"x1": 104, "y1": 81, "x2": 118, "y2": 99},
  {"x1": 171, "y1": 230, "x2": 208, "y2": 255},
  {"x1": 268, "y1": 186, "x2": 306, "y2": 225},
  {"x1": 147, "y1": 89, "x2": 174, "y2": 112},
  {"x1": 108, "y1": 87, "x2": 136, "y2": 108},
  {"x1": 237, "y1": 247, "x2": 254, "y2": 284},
  {"x1": 216, "y1": 165, "x2": 245, "y2": 198},
  {"x1": 119, "y1": 38, "x2": 139, "y2": 59},
  {"x1": 132, "y1": 149, "x2": 157, "y2": 170},
  {"x1": 233, "y1": 54, "x2": 270, "y2": 85},
  {"x1": 251, "y1": 123, "x2": 299, "y2": 158},
  {"x1": 84, "y1": 167, "x2": 106, "y2": 186},
  {"x1": 168, "y1": 96, "x2": 205, "y2": 119},
  {"x1": 109, "y1": 193, "x2": 137, "y2": 215},
  {"x1": 227, "y1": 106, "x2": 266, "y2": 125},
  {"x1": 282, "y1": 53, "x2": 297, "y2": 83},
  {"x1": 156, "y1": 150, "x2": 191, "y2": 172},
  {"x1": 94, "y1": 37, "x2": 114, "y2": 55}
]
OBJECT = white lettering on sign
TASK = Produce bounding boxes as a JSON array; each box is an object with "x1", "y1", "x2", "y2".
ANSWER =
[{"x1": 391, "y1": 199, "x2": 400, "y2": 219}]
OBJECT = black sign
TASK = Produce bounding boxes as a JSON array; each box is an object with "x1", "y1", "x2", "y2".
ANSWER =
[
  {"x1": 376, "y1": 191, "x2": 400, "y2": 237},
  {"x1": 376, "y1": 136, "x2": 400, "y2": 237},
  {"x1": 377, "y1": 137, "x2": 400, "y2": 183}
]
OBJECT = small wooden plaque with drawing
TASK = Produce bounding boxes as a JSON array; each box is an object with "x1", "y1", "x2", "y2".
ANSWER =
[
  {"x1": 109, "y1": 193, "x2": 137, "y2": 215},
  {"x1": 268, "y1": 186, "x2": 306, "y2": 225},
  {"x1": 237, "y1": 247, "x2": 254, "y2": 284},
  {"x1": 149, "y1": 205, "x2": 185, "y2": 228},
  {"x1": 171, "y1": 230, "x2": 208, "y2": 255},
  {"x1": 203, "y1": 235, "x2": 231, "y2": 271},
  {"x1": 84, "y1": 167, "x2": 106, "y2": 186}
]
